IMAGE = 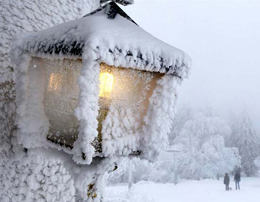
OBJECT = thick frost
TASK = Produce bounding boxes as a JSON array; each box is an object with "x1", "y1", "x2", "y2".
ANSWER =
[
  {"x1": 1, "y1": 1, "x2": 108, "y2": 202},
  {"x1": 11, "y1": 7, "x2": 191, "y2": 78},
  {"x1": 0, "y1": 0, "x2": 99, "y2": 83},
  {"x1": 141, "y1": 75, "x2": 181, "y2": 161}
]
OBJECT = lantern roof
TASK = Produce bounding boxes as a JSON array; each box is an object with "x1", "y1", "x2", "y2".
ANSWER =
[{"x1": 12, "y1": 1, "x2": 191, "y2": 77}]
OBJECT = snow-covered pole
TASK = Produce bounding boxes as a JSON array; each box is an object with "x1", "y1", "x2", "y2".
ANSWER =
[
  {"x1": 166, "y1": 147, "x2": 181, "y2": 185},
  {"x1": 128, "y1": 157, "x2": 133, "y2": 189},
  {"x1": 174, "y1": 153, "x2": 177, "y2": 185}
]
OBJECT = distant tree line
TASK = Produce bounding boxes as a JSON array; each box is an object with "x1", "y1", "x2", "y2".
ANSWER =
[{"x1": 108, "y1": 107, "x2": 260, "y2": 184}]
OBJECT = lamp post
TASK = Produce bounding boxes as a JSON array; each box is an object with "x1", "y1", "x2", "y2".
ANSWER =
[
  {"x1": 128, "y1": 157, "x2": 133, "y2": 189},
  {"x1": 166, "y1": 147, "x2": 181, "y2": 185}
]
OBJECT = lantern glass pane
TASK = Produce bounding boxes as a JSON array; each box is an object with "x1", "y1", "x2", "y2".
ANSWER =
[
  {"x1": 41, "y1": 59, "x2": 162, "y2": 152},
  {"x1": 43, "y1": 59, "x2": 82, "y2": 148},
  {"x1": 99, "y1": 63, "x2": 162, "y2": 142}
]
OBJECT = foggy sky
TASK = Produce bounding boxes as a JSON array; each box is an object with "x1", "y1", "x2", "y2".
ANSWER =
[{"x1": 123, "y1": 0, "x2": 260, "y2": 132}]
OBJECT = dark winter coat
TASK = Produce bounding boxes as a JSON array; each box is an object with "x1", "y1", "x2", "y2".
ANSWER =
[
  {"x1": 234, "y1": 173, "x2": 241, "y2": 182},
  {"x1": 224, "y1": 175, "x2": 230, "y2": 185}
]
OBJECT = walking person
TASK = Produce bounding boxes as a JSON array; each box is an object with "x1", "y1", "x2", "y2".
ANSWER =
[
  {"x1": 234, "y1": 171, "x2": 241, "y2": 190},
  {"x1": 224, "y1": 173, "x2": 230, "y2": 191}
]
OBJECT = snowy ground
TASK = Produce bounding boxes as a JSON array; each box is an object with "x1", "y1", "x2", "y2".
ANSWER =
[{"x1": 104, "y1": 177, "x2": 260, "y2": 202}]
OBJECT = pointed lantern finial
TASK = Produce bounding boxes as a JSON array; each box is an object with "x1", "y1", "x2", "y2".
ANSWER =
[{"x1": 100, "y1": 0, "x2": 134, "y2": 6}]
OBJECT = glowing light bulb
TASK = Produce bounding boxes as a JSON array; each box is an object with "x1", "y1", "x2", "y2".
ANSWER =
[
  {"x1": 99, "y1": 72, "x2": 114, "y2": 98},
  {"x1": 48, "y1": 73, "x2": 62, "y2": 92}
]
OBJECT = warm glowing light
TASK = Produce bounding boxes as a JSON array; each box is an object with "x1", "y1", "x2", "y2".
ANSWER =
[
  {"x1": 48, "y1": 73, "x2": 62, "y2": 92},
  {"x1": 99, "y1": 72, "x2": 114, "y2": 98}
]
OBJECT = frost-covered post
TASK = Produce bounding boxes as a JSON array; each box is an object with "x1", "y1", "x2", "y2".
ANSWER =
[
  {"x1": 10, "y1": 1, "x2": 191, "y2": 201},
  {"x1": 173, "y1": 151, "x2": 180, "y2": 185},
  {"x1": 166, "y1": 147, "x2": 181, "y2": 185},
  {"x1": 128, "y1": 157, "x2": 133, "y2": 189}
]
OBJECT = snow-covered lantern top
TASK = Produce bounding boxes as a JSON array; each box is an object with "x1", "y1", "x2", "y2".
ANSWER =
[{"x1": 11, "y1": 1, "x2": 191, "y2": 164}]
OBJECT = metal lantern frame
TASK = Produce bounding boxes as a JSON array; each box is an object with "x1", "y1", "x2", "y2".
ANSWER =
[{"x1": 11, "y1": 1, "x2": 191, "y2": 165}]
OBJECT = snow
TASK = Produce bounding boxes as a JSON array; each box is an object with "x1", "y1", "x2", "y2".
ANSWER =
[
  {"x1": 1, "y1": 146, "x2": 119, "y2": 202},
  {"x1": 141, "y1": 75, "x2": 181, "y2": 161},
  {"x1": 11, "y1": 4, "x2": 191, "y2": 77},
  {"x1": 15, "y1": 58, "x2": 50, "y2": 149},
  {"x1": 105, "y1": 178, "x2": 260, "y2": 202},
  {"x1": 73, "y1": 55, "x2": 100, "y2": 164},
  {"x1": 0, "y1": 149, "x2": 76, "y2": 202},
  {"x1": 0, "y1": 0, "x2": 99, "y2": 83}
]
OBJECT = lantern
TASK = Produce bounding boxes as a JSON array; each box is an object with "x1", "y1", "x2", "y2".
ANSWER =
[{"x1": 11, "y1": 1, "x2": 191, "y2": 165}]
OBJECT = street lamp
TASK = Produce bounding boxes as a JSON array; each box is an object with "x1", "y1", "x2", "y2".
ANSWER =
[
  {"x1": 11, "y1": 0, "x2": 191, "y2": 166},
  {"x1": 11, "y1": 1, "x2": 191, "y2": 200}
]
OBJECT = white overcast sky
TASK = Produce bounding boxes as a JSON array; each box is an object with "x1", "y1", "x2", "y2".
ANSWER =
[{"x1": 123, "y1": 0, "x2": 260, "y2": 131}]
